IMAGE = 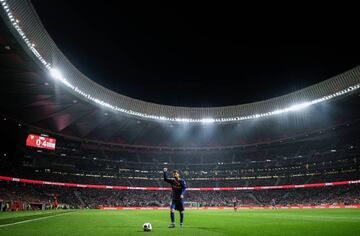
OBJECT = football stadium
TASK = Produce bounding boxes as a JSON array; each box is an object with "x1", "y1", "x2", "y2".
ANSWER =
[{"x1": 1, "y1": 1, "x2": 360, "y2": 235}]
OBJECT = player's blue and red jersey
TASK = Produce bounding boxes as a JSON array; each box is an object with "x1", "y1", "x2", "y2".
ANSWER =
[{"x1": 163, "y1": 172, "x2": 187, "y2": 200}]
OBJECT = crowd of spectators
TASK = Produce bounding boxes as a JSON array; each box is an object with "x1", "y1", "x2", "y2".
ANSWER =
[{"x1": 1, "y1": 179, "x2": 359, "y2": 210}]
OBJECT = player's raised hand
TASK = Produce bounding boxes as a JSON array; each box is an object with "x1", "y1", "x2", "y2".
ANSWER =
[{"x1": 163, "y1": 168, "x2": 168, "y2": 172}]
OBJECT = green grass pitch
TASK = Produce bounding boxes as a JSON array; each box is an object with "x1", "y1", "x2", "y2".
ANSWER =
[{"x1": 1, "y1": 209, "x2": 360, "y2": 236}]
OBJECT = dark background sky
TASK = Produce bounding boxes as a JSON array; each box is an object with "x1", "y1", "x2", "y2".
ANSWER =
[{"x1": 31, "y1": 1, "x2": 360, "y2": 107}]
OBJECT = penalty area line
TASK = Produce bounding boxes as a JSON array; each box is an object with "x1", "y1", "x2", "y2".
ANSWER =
[{"x1": 0, "y1": 211, "x2": 78, "y2": 228}]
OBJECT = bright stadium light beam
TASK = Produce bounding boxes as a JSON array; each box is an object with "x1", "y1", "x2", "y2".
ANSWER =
[
  {"x1": 50, "y1": 68, "x2": 63, "y2": 80},
  {"x1": 201, "y1": 118, "x2": 215, "y2": 124},
  {"x1": 175, "y1": 118, "x2": 191, "y2": 123},
  {"x1": 287, "y1": 102, "x2": 311, "y2": 111}
]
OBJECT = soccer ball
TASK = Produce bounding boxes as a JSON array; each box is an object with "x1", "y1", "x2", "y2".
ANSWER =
[{"x1": 143, "y1": 222, "x2": 152, "y2": 232}]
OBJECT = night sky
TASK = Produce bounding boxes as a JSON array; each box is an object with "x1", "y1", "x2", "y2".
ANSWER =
[{"x1": 31, "y1": 1, "x2": 360, "y2": 107}]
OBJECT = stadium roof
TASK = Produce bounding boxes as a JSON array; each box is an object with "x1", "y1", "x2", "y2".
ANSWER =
[
  {"x1": 1, "y1": 1, "x2": 360, "y2": 148},
  {"x1": 1, "y1": 0, "x2": 360, "y2": 124}
]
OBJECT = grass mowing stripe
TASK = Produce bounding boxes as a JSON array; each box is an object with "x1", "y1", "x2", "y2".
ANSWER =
[
  {"x1": 0, "y1": 211, "x2": 77, "y2": 227},
  {"x1": 249, "y1": 213, "x2": 360, "y2": 222},
  {"x1": 0, "y1": 210, "x2": 61, "y2": 220}
]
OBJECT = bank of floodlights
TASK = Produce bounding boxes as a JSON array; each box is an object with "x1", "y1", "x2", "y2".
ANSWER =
[{"x1": 2, "y1": 0, "x2": 360, "y2": 124}]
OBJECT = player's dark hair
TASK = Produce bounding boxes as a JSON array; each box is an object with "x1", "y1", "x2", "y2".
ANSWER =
[{"x1": 173, "y1": 170, "x2": 180, "y2": 175}]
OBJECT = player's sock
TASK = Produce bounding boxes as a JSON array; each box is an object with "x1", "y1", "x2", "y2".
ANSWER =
[
  {"x1": 180, "y1": 211, "x2": 184, "y2": 224},
  {"x1": 170, "y1": 212, "x2": 175, "y2": 224}
]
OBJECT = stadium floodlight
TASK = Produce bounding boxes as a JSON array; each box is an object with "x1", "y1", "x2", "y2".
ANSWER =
[
  {"x1": 50, "y1": 68, "x2": 63, "y2": 80},
  {"x1": 175, "y1": 118, "x2": 191, "y2": 123},
  {"x1": 288, "y1": 102, "x2": 311, "y2": 111},
  {"x1": 201, "y1": 118, "x2": 215, "y2": 123}
]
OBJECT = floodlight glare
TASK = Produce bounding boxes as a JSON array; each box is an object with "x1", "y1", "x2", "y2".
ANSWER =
[
  {"x1": 50, "y1": 68, "x2": 63, "y2": 80},
  {"x1": 288, "y1": 102, "x2": 311, "y2": 111},
  {"x1": 201, "y1": 118, "x2": 215, "y2": 123}
]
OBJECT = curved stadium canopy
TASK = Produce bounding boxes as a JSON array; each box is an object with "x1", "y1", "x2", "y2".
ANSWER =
[{"x1": 1, "y1": 0, "x2": 360, "y2": 124}]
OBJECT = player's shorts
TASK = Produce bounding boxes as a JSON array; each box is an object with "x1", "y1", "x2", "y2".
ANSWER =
[{"x1": 170, "y1": 199, "x2": 184, "y2": 211}]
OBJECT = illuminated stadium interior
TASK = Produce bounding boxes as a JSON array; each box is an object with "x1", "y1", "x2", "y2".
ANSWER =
[{"x1": 1, "y1": 1, "x2": 360, "y2": 235}]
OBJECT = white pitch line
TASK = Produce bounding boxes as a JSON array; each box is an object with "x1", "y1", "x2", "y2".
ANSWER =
[{"x1": 0, "y1": 211, "x2": 78, "y2": 228}]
